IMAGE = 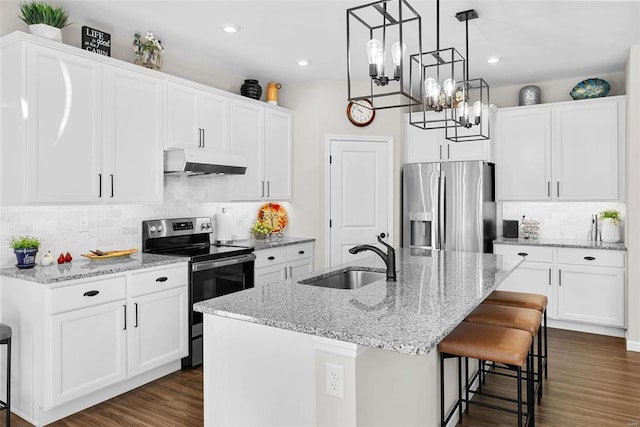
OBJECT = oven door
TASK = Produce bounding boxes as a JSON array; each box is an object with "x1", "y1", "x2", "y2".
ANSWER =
[{"x1": 186, "y1": 253, "x2": 255, "y2": 368}]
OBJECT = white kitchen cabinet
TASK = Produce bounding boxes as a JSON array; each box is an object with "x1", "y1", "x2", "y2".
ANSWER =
[
  {"x1": 0, "y1": 262, "x2": 188, "y2": 426},
  {"x1": 0, "y1": 35, "x2": 165, "y2": 204},
  {"x1": 494, "y1": 243, "x2": 625, "y2": 334},
  {"x1": 254, "y1": 242, "x2": 314, "y2": 286},
  {"x1": 229, "y1": 101, "x2": 292, "y2": 201},
  {"x1": 166, "y1": 82, "x2": 229, "y2": 151},
  {"x1": 496, "y1": 96, "x2": 625, "y2": 202},
  {"x1": 404, "y1": 112, "x2": 493, "y2": 164},
  {"x1": 105, "y1": 65, "x2": 164, "y2": 203}
]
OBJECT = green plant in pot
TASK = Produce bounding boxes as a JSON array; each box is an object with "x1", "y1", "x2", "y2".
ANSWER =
[
  {"x1": 18, "y1": 1, "x2": 70, "y2": 42},
  {"x1": 251, "y1": 221, "x2": 272, "y2": 240},
  {"x1": 599, "y1": 209, "x2": 622, "y2": 243},
  {"x1": 10, "y1": 235, "x2": 42, "y2": 269}
]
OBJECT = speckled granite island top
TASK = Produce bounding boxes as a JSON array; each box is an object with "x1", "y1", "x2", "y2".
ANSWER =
[
  {"x1": 194, "y1": 249, "x2": 522, "y2": 356},
  {"x1": 0, "y1": 253, "x2": 188, "y2": 285},
  {"x1": 244, "y1": 236, "x2": 315, "y2": 251},
  {"x1": 494, "y1": 237, "x2": 626, "y2": 251}
]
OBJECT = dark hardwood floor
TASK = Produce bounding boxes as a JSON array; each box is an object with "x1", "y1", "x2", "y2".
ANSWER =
[{"x1": 4, "y1": 328, "x2": 640, "y2": 426}]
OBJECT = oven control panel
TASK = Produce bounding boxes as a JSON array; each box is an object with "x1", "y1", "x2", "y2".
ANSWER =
[{"x1": 142, "y1": 217, "x2": 212, "y2": 238}]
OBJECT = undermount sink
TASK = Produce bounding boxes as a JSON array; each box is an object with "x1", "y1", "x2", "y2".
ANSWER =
[{"x1": 299, "y1": 268, "x2": 386, "y2": 290}]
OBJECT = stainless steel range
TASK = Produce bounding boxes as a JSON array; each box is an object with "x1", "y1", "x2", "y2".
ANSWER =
[{"x1": 142, "y1": 217, "x2": 255, "y2": 368}]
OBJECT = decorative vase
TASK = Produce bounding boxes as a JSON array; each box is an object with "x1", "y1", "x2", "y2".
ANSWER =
[
  {"x1": 600, "y1": 219, "x2": 620, "y2": 243},
  {"x1": 253, "y1": 232, "x2": 268, "y2": 240},
  {"x1": 29, "y1": 24, "x2": 62, "y2": 42},
  {"x1": 14, "y1": 248, "x2": 39, "y2": 269},
  {"x1": 266, "y1": 82, "x2": 281, "y2": 105},
  {"x1": 134, "y1": 48, "x2": 163, "y2": 70},
  {"x1": 519, "y1": 85, "x2": 541, "y2": 106},
  {"x1": 241, "y1": 79, "x2": 262, "y2": 100}
]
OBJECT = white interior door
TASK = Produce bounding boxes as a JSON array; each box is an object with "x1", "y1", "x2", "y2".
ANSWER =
[{"x1": 328, "y1": 137, "x2": 391, "y2": 266}]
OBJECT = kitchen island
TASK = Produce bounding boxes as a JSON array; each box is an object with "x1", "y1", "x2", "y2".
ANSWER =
[{"x1": 194, "y1": 249, "x2": 522, "y2": 426}]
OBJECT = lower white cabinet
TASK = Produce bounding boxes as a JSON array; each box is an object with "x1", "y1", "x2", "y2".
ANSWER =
[
  {"x1": 0, "y1": 262, "x2": 188, "y2": 426},
  {"x1": 255, "y1": 242, "x2": 314, "y2": 286},
  {"x1": 494, "y1": 244, "x2": 625, "y2": 334}
]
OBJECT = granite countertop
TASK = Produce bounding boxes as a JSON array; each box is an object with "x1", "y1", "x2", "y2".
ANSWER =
[
  {"x1": 246, "y1": 236, "x2": 315, "y2": 251},
  {"x1": 0, "y1": 253, "x2": 188, "y2": 285},
  {"x1": 194, "y1": 248, "x2": 522, "y2": 356},
  {"x1": 494, "y1": 237, "x2": 627, "y2": 251}
]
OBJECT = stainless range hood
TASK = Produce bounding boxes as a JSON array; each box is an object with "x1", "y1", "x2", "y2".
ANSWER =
[{"x1": 164, "y1": 148, "x2": 247, "y2": 176}]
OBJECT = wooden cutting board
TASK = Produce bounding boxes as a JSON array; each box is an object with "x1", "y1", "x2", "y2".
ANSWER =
[{"x1": 80, "y1": 249, "x2": 138, "y2": 260}]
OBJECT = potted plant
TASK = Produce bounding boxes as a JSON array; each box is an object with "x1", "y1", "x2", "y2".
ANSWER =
[
  {"x1": 18, "y1": 1, "x2": 70, "y2": 42},
  {"x1": 133, "y1": 32, "x2": 164, "y2": 70},
  {"x1": 251, "y1": 221, "x2": 272, "y2": 240},
  {"x1": 9, "y1": 235, "x2": 42, "y2": 269},
  {"x1": 599, "y1": 209, "x2": 621, "y2": 243}
]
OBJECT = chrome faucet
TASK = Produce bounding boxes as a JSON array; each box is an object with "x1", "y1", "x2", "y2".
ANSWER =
[{"x1": 348, "y1": 233, "x2": 397, "y2": 281}]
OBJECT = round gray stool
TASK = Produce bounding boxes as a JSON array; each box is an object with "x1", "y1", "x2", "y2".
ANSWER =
[{"x1": 0, "y1": 323, "x2": 11, "y2": 427}]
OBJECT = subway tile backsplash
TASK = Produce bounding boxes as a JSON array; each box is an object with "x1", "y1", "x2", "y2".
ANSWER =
[
  {"x1": 0, "y1": 176, "x2": 289, "y2": 267},
  {"x1": 501, "y1": 201, "x2": 626, "y2": 241}
]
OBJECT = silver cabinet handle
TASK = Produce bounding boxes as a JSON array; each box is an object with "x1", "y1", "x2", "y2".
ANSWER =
[
  {"x1": 284, "y1": 267, "x2": 288, "y2": 279},
  {"x1": 202, "y1": 128, "x2": 205, "y2": 148},
  {"x1": 558, "y1": 269, "x2": 562, "y2": 286},
  {"x1": 110, "y1": 174, "x2": 114, "y2": 198},
  {"x1": 261, "y1": 181, "x2": 265, "y2": 198},
  {"x1": 557, "y1": 181, "x2": 560, "y2": 197},
  {"x1": 98, "y1": 174, "x2": 102, "y2": 198},
  {"x1": 289, "y1": 266, "x2": 293, "y2": 278},
  {"x1": 548, "y1": 268, "x2": 551, "y2": 285},
  {"x1": 447, "y1": 144, "x2": 450, "y2": 159},
  {"x1": 267, "y1": 181, "x2": 270, "y2": 198},
  {"x1": 123, "y1": 304, "x2": 127, "y2": 330},
  {"x1": 134, "y1": 302, "x2": 139, "y2": 328},
  {"x1": 439, "y1": 145, "x2": 443, "y2": 160},
  {"x1": 198, "y1": 128, "x2": 203, "y2": 147},
  {"x1": 547, "y1": 181, "x2": 550, "y2": 197}
]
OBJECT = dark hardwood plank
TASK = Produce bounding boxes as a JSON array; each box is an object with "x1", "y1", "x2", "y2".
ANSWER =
[{"x1": 3, "y1": 328, "x2": 640, "y2": 426}]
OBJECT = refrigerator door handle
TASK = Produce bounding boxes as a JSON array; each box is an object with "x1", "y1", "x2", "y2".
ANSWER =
[{"x1": 438, "y1": 172, "x2": 446, "y2": 250}]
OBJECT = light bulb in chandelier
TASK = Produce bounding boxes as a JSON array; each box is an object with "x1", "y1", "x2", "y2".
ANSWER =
[
  {"x1": 473, "y1": 101, "x2": 482, "y2": 125},
  {"x1": 366, "y1": 39, "x2": 384, "y2": 78},
  {"x1": 457, "y1": 101, "x2": 469, "y2": 126},
  {"x1": 443, "y1": 78, "x2": 455, "y2": 97},
  {"x1": 391, "y1": 41, "x2": 406, "y2": 79},
  {"x1": 424, "y1": 77, "x2": 440, "y2": 104}
]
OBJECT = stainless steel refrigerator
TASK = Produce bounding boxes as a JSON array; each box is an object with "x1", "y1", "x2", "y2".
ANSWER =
[{"x1": 402, "y1": 161, "x2": 496, "y2": 253}]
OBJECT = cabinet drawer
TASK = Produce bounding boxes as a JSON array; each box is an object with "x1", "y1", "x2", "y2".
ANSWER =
[
  {"x1": 255, "y1": 247, "x2": 286, "y2": 269},
  {"x1": 557, "y1": 248, "x2": 625, "y2": 268},
  {"x1": 50, "y1": 276, "x2": 126, "y2": 314},
  {"x1": 286, "y1": 242, "x2": 313, "y2": 261},
  {"x1": 494, "y1": 244, "x2": 553, "y2": 263},
  {"x1": 129, "y1": 264, "x2": 188, "y2": 297}
]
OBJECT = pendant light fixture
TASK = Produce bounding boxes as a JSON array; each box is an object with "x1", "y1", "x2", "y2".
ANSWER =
[
  {"x1": 445, "y1": 9, "x2": 490, "y2": 142},
  {"x1": 409, "y1": 0, "x2": 467, "y2": 130},
  {"x1": 347, "y1": 0, "x2": 424, "y2": 110}
]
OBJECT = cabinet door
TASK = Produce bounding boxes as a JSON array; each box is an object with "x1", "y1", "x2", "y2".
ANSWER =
[
  {"x1": 557, "y1": 265, "x2": 624, "y2": 327},
  {"x1": 447, "y1": 140, "x2": 490, "y2": 162},
  {"x1": 26, "y1": 44, "x2": 102, "y2": 202},
  {"x1": 200, "y1": 92, "x2": 229, "y2": 152},
  {"x1": 104, "y1": 66, "x2": 164, "y2": 203},
  {"x1": 229, "y1": 101, "x2": 265, "y2": 201},
  {"x1": 496, "y1": 261, "x2": 556, "y2": 319},
  {"x1": 51, "y1": 300, "x2": 127, "y2": 406},
  {"x1": 404, "y1": 114, "x2": 443, "y2": 163},
  {"x1": 496, "y1": 107, "x2": 552, "y2": 200},
  {"x1": 287, "y1": 258, "x2": 313, "y2": 280},
  {"x1": 255, "y1": 264, "x2": 286, "y2": 287},
  {"x1": 166, "y1": 83, "x2": 200, "y2": 148},
  {"x1": 129, "y1": 286, "x2": 188, "y2": 376},
  {"x1": 264, "y1": 109, "x2": 292, "y2": 200},
  {"x1": 553, "y1": 100, "x2": 620, "y2": 200}
]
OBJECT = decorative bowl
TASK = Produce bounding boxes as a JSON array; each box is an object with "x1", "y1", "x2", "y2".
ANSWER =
[{"x1": 570, "y1": 78, "x2": 610, "y2": 100}]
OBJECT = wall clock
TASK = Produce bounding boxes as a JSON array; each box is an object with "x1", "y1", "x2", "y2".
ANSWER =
[{"x1": 346, "y1": 99, "x2": 375, "y2": 127}]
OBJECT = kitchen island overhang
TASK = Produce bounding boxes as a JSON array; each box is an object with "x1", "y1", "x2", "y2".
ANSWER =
[{"x1": 195, "y1": 249, "x2": 523, "y2": 426}]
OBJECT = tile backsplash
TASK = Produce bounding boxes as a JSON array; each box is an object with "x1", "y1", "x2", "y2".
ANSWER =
[
  {"x1": 0, "y1": 176, "x2": 291, "y2": 267},
  {"x1": 501, "y1": 201, "x2": 626, "y2": 240}
]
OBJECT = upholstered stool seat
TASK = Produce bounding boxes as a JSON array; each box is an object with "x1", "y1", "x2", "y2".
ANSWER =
[
  {"x1": 0, "y1": 323, "x2": 11, "y2": 427},
  {"x1": 439, "y1": 322, "x2": 534, "y2": 427}
]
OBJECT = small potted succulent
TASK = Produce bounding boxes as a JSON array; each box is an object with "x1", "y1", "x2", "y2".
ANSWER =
[
  {"x1": 18, "y1": 1, "x2": 70, "y2": 42},
  {"x1": 9, "y1": 235, "x2": 42, "y2": 269},
  {"x1": 251, "y1": 221, "x2": 272, "y2": 240},
  {"x1": 599, "y1": 209, "x2": 622, "y2": 243}
]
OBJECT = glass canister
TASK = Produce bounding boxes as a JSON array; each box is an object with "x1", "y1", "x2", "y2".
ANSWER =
[{"x1": 519, "y1": 85, "x2": 541, "y2": 106}]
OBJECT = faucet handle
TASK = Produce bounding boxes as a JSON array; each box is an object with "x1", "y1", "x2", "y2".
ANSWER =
[{"x1": 377, "y1": 233, "x2": 393, "y2": 252}]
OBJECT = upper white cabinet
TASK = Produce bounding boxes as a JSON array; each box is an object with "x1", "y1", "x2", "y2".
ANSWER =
[
  {"x1": 404, "y1": 111, "x2": 493, "y2": 164},
  {"x1": 229, "y1": 102, "x2": 292, "y2": 201},
  {"x1": 0, "y1": 35, "x2": 165, "y2": 204},
  {"x1": 496, "y1": 96, "x2": 625, "y2": 201},
  {"x1": 166, "y1": 83, "x2": 229, "y2": 151}
]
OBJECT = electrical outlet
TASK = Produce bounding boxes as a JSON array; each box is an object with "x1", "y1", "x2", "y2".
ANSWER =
[
  {"x1": 325, "y1": 363, "x2": 344, "y2": 399},
  {"x1": 78, "y1": 216, "x2": 89, "y2": 232}
]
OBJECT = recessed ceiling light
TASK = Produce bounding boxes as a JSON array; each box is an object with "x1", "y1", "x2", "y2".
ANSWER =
[
  {"x1": 486, "y1": 56, "x2": 502, "y2": 64},
  {"x1": 222, "y1": 24, "x2": 240, "y2": 33},
  {"x1": 296, "y1": 59, "x2": 311, "y2": 66}
]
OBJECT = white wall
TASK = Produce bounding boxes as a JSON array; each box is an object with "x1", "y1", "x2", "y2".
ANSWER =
[
  {"x1": 625, "y1": 45, "x2": 640, "y2": 350},
  {"x1": 280, "y1": 80, "x2": 404, "y2": 269}
]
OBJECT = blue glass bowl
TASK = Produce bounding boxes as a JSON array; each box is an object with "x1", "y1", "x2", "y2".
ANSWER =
[{"x1": 570, "y1": 78, "x2": 610, "y2": 100}]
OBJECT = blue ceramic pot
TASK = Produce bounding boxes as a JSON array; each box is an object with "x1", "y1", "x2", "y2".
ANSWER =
[{"x1": 14, "y1": 248, "x2": 38, "y2": 269}]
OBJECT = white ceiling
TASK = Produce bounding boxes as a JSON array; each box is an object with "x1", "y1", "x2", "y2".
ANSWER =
[{"x1": 38, "y1": 1, "x2": 640, "y2": 87}]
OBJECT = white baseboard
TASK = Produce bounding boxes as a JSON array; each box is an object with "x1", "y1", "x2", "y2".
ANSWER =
[{"x1": 626, "y1": 337, "x2": 640, "y2": 352}]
